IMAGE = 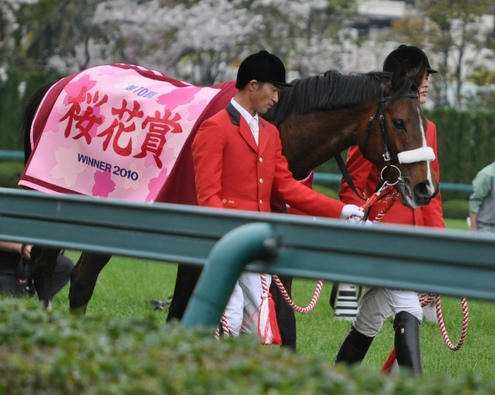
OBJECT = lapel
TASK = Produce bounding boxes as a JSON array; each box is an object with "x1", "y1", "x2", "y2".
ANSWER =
[
  {"x1": 226, "y1": 103, "x2": 258, "y2": 153},
  {"x1": 257, "y1": 118, "x2": 269, "y2": 156}
]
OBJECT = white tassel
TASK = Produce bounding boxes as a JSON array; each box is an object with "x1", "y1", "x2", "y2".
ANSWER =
[{"x1": 258, "y1": 293, "x2": 272, "y2": 344}]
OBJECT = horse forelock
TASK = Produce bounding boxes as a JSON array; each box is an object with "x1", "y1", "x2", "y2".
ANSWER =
[
  {"x1": 385, "y1": 78, "x2": 417, "y2": 102},
  {"x1": 265, "y1": 70, "x2": 390, "y2": 125}
]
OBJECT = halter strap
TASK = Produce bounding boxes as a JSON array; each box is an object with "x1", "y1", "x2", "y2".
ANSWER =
[
  {"x1": 335, "y1": 153, "x2": 365, "y2": 201},
  {"x1": 343, "y1": 83, "x2": 425, "y2": 203},
  {"x1": 363, "y1": 87, "x2": 422, "y2": 168}
]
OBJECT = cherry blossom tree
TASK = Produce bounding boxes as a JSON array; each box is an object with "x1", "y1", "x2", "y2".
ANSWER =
[{"x1": 17, "y1": 0, "x2": 358, "y2": 84}]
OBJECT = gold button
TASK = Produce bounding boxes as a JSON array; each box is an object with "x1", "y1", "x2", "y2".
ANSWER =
[
  {"x1": 258, "y1": 157, "x2": 263, "y2": 163},
  {"x1": 222, "y1": 199, "x2": 227, "y2": 204},
  {"x1": 259, "y1": 199, "x2": 263, "y2": 205},
  {"x1": 259, "y1": 178, "x2": 263, "y2": 184}
]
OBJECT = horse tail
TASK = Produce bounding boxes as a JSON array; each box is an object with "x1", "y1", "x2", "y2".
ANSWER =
[{"x1": 22, "y1": 82, "x2": 54, "y2": 165}]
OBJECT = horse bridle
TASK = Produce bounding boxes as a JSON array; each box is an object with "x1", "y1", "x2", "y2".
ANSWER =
[
  {"x1": 362, "y1": 85, "x2": 420, "y2": 186},
  {"x1": 336, "y1": 82, "x2": 435, "y2": 203}
]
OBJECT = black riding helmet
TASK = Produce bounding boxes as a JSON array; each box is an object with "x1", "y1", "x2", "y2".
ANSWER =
[
  {"x1": 383, "y1": 45, "x2": 436, "y2": 89},
  {"x1": 383, "y1": 44, "x2": 437, "y2": 74},
  {"x1": 236, "y1": 50, "x2": 292, "y2": 89}
]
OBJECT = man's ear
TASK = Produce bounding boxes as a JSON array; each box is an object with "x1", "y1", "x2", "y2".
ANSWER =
[{"x1": 247, "y1": 80, "x2": 259, "y2": 91}]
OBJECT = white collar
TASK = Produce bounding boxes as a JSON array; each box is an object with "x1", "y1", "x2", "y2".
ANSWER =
[{"x1": 230, "y1": 98, "x2": 258, "y2": 125}]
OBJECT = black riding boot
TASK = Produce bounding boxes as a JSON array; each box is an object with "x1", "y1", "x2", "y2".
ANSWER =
[
  {"x1": 394, "y1": 311, "x2": 423, "y2": 376},
  {"x1": 335, "y1": 326, "x2": 374, "y2": 365},
  {"x1": 270, "y1": 275, "x2": 296, "y2": 350}
]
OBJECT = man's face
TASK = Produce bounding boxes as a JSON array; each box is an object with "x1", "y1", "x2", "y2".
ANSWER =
[{"x1": 250, "y1": 81, "x2": 281, "y2": 114}]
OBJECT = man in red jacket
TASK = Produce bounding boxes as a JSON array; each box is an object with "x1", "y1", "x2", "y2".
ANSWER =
[
  {"x1": 334, "y1": 45, "x2": 445, "y2": 375},
  {"x1": 192, "y1": 50, "x2": 364, "y2": 338}
]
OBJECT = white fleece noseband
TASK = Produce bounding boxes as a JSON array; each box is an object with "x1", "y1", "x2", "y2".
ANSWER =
[{"x1": 397, "y1": 147, "x2": 435, "y2": 164}]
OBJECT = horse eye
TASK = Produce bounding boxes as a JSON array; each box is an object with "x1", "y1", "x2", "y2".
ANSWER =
[{"x1": 392, "y1": 119, "x2": 406, "y2": 130}]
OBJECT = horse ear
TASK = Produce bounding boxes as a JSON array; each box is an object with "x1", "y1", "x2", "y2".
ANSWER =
[{"x1": 391, "y1": 61, "x2": 408, "y2": 91}]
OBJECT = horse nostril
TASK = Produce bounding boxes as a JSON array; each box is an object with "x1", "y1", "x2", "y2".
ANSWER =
[{"x1": 414, "y1": 180, "x2": 433, "y2": 201}]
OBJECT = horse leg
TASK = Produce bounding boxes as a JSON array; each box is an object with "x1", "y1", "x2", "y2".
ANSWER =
[
  {"x1": 69, "y1": 251, "x2": 111, "y2": 314},
  {"x1": 166, "y1": 264, "x2": 202, "y2": 322},
  {"x1": 270, "y1": 275, "x2": 296, "y2": 350},
  {"x1": 30, "y1": 246, "x2": 61, "y2": 310}
]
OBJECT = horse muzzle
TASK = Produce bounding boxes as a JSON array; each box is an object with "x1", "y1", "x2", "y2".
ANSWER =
[{"x1": 397, "y1": 177, "x2": 436, "y2": 208}]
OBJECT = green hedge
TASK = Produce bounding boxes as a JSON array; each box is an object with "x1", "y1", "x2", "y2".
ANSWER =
[
  {"x1": 0, "y1": 299, "x2": 494, "y2": 394},
  {"x1": 426, "y1": 108, "x2": 495, "y2": 184},
  {"x1": 0, "y1": 66, "x2": 62, "y2": 150},
  {"x1": 442, "y1": 199, "x2": 469, "y2": 219},
  {"x1": 0, "y1": 161, "x2": 25, "y2": 188}
]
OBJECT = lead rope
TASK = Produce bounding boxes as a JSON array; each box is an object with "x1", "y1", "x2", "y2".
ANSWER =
[
  {"x1": 272, "y1": 276, "x2": 324, "y2": 313},
  {"x1": 418, "y1": 293, "x2": 469, "y2": 351},
  {"x1": 272, "y1": 183, "x2": 398, "y2": 314},
  {"x1": 215, "y1": 314, "x2": 230, "y2": 339}
]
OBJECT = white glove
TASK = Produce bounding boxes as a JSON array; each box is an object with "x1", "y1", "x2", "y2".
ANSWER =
[{"x1": 340, "y1": 204, "x2": 364, "y2": 220}]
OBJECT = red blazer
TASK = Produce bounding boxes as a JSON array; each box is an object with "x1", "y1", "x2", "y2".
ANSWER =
[
  {"x1": 339, "y1": 120, "x2": 445, "y2": 228},
  {"x1": 192, "y1": 104, "x2": 344, "y2": 218}
]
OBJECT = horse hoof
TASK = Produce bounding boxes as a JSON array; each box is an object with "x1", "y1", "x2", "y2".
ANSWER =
[
  {"x1": 40, "y1": 300, "x2": 53, "y2": 311},
  {"x1": 69, "y1": 306, "x2": 87, "y2": 316}
]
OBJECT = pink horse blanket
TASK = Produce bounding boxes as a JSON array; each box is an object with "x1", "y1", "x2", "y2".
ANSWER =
[{"x1": 20, "y1": 64, "x2": 237, "y2": 204}]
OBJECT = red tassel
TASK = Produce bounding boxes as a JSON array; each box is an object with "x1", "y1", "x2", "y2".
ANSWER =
[
  {"x1": 258, "y1": 292, "x2": 282, "y2": 345},
  {"x1": 381, "y1": 349, "x2": 396, "y2": 374},
  {"x1": 268, "y1": 293, "x2": 282, "y2": 345}
]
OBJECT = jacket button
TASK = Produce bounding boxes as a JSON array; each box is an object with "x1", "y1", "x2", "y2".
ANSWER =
[
  {"x1": 259, "y1": 199, "x2": 263, "y2": 205},
  {"x1": 222, "y1": 199, "x2": 227, "y2": 204},
  {"x1": 258, "y1": 157, "x2": 263, "y2": 163},
  {"x1": 259, "y1": 178, "x2": 263, "y2": 184}
]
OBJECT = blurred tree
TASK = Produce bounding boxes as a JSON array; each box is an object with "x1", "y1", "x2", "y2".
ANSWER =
[
  {"x1": 390, "y1": 0, "x2": 495, "y2": 108},
  {"x1": 1, "y1": 0, "x2": 103, "y2": 72},
  {"x1": 72, "y1": 0, "x2": 264, "y2": 84},
  {"x1": 63, "y1": 0, "x2": 358, "y2": 84},
  {"x1": 3, "y1": 0, "x2": 493, "y2": 103},
  {"x1": 246, "y1": 0, "x2": 357, "y2": 78},
  {"x1": 0, "y1": 0, "x2": 358, "y2": 84}
]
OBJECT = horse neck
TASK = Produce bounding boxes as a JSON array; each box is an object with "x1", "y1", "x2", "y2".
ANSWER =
[{"x1": 279, "y1": 101, "x2": 376, "y2": 180}]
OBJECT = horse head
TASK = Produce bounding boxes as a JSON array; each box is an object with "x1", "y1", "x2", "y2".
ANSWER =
[
  {"x1": 266, "y1": 68, "x2": 438, "y2": 209},
  {"x1": 358, "y1": 65, "x2": 438, "y2": 208}
]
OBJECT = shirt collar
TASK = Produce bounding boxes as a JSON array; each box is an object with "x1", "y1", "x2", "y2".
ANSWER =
[{"x1": 230, "y1": 98, "x2": 258, "y2": 126}]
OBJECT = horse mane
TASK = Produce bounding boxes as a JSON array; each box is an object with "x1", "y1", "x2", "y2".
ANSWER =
[{"x1": 266, "y1": 70, "x2": 391, "y2": 125}]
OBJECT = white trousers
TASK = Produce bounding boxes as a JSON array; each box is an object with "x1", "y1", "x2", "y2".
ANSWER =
[
  {"x1": 224, "y1": 272, "x2": 271, "y2": 336},
  {"x1": 353, "y1": 287, "x2": 422, "y2": 337}
]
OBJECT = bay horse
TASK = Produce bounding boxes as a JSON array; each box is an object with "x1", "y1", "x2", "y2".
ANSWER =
[{"x1": 21, "y1": 63, "x2": 437, "y2": 329}]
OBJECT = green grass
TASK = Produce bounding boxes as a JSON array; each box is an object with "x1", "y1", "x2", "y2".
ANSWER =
[{"x1": 445, "y1": 218, "x2": 469, "y2": 230}]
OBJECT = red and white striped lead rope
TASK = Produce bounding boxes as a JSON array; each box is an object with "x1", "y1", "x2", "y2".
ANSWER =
[
  {"x1": 272, "y1": 276, "x2": 323, "y2": 313},
  {"x1": 215, "y1": 314, "x2": 230, "y2": 339},
  {"x1": 418, "y1": 293, "x2": 469, "y2": 351},
  {"x1": 271, "y1": 186, "x2": 398, "y2": 314}
]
